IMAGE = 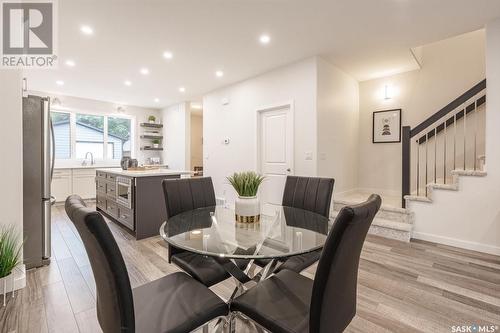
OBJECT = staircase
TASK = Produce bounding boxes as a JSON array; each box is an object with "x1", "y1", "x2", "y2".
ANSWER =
[
  {"x1": 332, "y1": 194, "x2": 414, "y2": 242},
  {"x1": 333, "y1": 80, "x2": 488, "y2": 243},
  {"x1": 402, "y1": 79, "x2": 487, "y2": 204}
]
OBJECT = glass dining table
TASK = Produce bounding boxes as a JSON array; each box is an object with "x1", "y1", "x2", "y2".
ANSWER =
[{"x1": 160, "y1": 204, "x2": 332, "y2": 295}]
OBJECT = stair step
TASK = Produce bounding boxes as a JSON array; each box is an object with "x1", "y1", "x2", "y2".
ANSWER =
[
  {"x1": 451, "y1": 169, "x2": 487, "y2": 177},
  {"x1": 330, "y1": 210, "x2": 411, "y2": 242},
  {"x1": 333, "y1": 199, "x2": 413, "y2": 223},
  {"x1": 406, "y1": 169, "x2": 487, "y2": 204}
]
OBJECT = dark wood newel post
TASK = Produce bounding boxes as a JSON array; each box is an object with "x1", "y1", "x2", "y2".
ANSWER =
[{"x1": 402, "y1": 126, "x2": 411, "y2": 208}]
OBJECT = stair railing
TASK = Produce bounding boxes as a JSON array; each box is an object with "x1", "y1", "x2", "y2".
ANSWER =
[{"x1": 401, "y1": 79, "x2": 486, "y2": 208}]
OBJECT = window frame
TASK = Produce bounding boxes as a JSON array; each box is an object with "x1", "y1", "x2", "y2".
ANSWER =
[{"x1": 51, "y1": 107, "x2": 135, "y2": 164}]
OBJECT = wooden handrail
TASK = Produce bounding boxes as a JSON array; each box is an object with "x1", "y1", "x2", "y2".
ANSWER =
[
  {"x1": 416, "y1": 95, "x2": 486, "y2": 144},
  {"x1": 410, "y1": 79, "x2": 486, "y2": 138}
]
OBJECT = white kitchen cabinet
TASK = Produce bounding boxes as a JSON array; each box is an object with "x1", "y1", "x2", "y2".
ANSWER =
[
  {"x1": 51, "y1": 169, "x2": 72, "y2": 202},
  {"x1": 72, "y1": 169, "x2": 96, "y2": 199}
]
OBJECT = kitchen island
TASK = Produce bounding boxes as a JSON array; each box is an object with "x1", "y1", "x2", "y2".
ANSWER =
[{"x1": 95, "y1": 168, "x2": 192, "y2": 239}]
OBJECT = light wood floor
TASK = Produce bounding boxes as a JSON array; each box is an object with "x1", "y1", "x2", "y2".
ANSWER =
[{"x1": 0, "y1": 204, "x2": 499, "y2": 333}]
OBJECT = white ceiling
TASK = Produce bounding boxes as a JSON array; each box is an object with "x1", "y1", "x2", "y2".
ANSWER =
[{"x1": 24, "y1": 0, "x2": 500, "y2": 109}]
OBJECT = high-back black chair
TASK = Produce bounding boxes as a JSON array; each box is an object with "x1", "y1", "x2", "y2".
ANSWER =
[
  {"x1": 255, "y1": 176, "x2": 335, "y2": 273},
  {"x1": 282, "y1": 176, "x2": 335, "y2": 217},
  {"x1": 65, "y1": 195, "x2": 227, "y2": 333},
  {"x1": 231, "y1": 194, "x2": 381, "y2": 333},
  {"x1": 162, "y1": 177, "x2": 235, "y2": 287}
]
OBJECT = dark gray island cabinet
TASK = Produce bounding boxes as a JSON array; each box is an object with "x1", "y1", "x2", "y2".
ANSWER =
[{"x1": 95, "y1": 168, "x2": 192, "y2": 239}]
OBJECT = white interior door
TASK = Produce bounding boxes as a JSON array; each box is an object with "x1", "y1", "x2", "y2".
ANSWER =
[{"x1": 259, "y1": 105, "x2": 293, "y2": 206}]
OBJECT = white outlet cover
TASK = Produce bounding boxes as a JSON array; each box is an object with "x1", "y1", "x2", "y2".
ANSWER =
[
  {"x1": 305, "y1": 152, "x2": 313, "y2": 160},
  {"x1": 221, "y1": 97, "x2": 229, "y2": 105}
]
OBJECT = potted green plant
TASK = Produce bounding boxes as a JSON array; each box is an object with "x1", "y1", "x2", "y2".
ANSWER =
[
  {"x1": 0, "y1": 225, "x2": 22, "y2": 304},
  {"x1": 152, "y1": 138, "x2": 161, "y2": 148},
  {"x1": 227, "y1": 171, "x2": 265, "y2": 223},
  {"x1": 148, "y1": 115, "x2": 156, "y2": 124}
]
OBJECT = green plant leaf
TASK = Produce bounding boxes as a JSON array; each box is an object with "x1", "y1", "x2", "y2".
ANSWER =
[{"x1": 226, "y1": 171, "x2": 265, "y2": 197}]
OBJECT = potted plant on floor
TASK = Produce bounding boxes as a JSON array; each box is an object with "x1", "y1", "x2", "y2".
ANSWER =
[
  {"x1": 148, "y1": 115, "x2": 156, "y2": 124},
  {"x1": 227, "y1": 171, "x2": 265, "y2": 223},
  {"x1": 152, "y1": 139, "x2": 161, "y2": 148},
  {"x1": 0, "y1": 225, "x2": 22, "y2": 305}
]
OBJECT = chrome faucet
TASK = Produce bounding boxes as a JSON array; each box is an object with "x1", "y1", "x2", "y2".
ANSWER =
[{"x1": 82, "y1": 152, "x2": 95, "y2": 166}]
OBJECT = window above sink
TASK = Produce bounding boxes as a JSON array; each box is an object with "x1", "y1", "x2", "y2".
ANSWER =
[{"x1": 51, "y1": 109, "x2": 134, "y2": 164}]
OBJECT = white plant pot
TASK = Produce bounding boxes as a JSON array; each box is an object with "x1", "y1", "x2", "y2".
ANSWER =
[
  {"x1": 235, "y1": 196, "x2": 260, "y2": 223},
  {"x1": 0, "y1": 272, "x2": 14, "y2": 306},
  {"x1": 153, "y1": 143, "x2": 159, "y2": 148},
  {"x1": 149, "y1": 120, "x2": 155, "y2": 124}
]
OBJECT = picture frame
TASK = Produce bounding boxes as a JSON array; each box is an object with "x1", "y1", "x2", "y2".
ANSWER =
[{"x1": 372, "y1": 109, "x2": 402, "y2": 143}]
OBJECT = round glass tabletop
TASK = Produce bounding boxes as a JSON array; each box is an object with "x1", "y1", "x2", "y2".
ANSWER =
[{"x1": 160, "y1": 205, "x2": 332, "y2": 260}]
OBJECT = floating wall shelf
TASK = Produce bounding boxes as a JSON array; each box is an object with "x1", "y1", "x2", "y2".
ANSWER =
[
  {"x1": 140, "y1": 123, "x2": 163, "y2": 128},
  {"x1": 140, "y1": 135, "x2": 164, "y2": 139},
  {"x1": 141, "y1": 147, "x2": 164, "y2": 151}
]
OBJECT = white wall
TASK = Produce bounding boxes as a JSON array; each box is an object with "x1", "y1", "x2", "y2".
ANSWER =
[
  {"x1": 316, "y1": 57, "x2": 360, "y2": 194},
  {"x1": 32, "y1": 93, "x2": 161, "y2": 166},
  {"x1": 357, "y1": 30, "x2": 486, "y2": 196},
  {"x1": 203, "y1": 58, "x2": 318, "y2": 203},
  {"x1": 162, "y1": 102, "x2": 191, "y2": 170},
  {"x1": 408, "y1": 23, "x2": 500, "y2": 255},
  {"x1": 190, "y1": 114, "x2": 203, "y2": 169},
  {"x1": 0, "y1": 70, "x2": 25, "y2": 290},
  {"x1": 0, "y1": 71, "x2": 23, "y2": 230}
]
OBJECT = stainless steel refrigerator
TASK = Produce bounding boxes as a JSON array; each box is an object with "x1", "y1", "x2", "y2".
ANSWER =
[{"x1": 23, "y1": 95, "x2": 54, "y2": 269}]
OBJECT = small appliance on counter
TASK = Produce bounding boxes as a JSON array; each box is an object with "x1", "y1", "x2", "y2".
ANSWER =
[
  {"x1": 121, "y1": 151, "x2": 131, "y2": 170},
  {"x1": 128, "y1": 159, "x2": 138, "y2": 168}
]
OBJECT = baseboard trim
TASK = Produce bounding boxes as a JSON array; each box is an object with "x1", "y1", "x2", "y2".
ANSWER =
[{"x1": 412, "y1": 231, "x2": 500, "y2": 256}]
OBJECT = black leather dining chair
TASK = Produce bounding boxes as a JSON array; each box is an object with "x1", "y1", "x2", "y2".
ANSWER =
[
  {"x1": 255, "y1": 176, "x2": 335, "y2": 273},
  {"x1": 65, "y1": 195, "x2": 228, "y2": 333},
  {"x1": 230, "y1": 194, "x2": 381, "y2": 333},
  {"x1": 162, "y1": 177, "x2": 241, "y2": 287}
]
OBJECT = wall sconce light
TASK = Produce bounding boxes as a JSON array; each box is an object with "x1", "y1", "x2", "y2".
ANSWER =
[{"x1": 384, "y1": 84, "x2": 393, "y2": 100}]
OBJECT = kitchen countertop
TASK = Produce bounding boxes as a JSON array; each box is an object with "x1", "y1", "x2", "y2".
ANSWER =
[
  {"x1": 55, "y1": 165, "x2": 119, "y2": 170},
  {"x1": 96, "y1": 168, "x2": 193, "y2": 178},
  {"x1": 55, "y1": 164, "x2": 168, "y2": 170}
]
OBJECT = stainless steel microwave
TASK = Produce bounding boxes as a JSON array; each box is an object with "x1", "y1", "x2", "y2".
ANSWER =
[{"x1": 116, "y1": 176, "x2": 133, "y2": 209}]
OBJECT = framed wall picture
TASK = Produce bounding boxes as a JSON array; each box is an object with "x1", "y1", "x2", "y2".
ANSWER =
[{"x1": 372, "y1": 109, "x2": 402, "y2": 143}]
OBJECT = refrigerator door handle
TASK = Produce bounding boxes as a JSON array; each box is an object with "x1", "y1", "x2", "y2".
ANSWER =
[
  {"x1": 42, "y1": 97, "x2": 51, "y2": 199},
  {"x1": 50, "y1": 116, "x2": 55, "y2": 180},
  {"x1": 42, "y1": 199, "x2": 51, "y2": 259}
]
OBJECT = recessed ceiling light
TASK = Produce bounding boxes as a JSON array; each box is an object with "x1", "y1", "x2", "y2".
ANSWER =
[
  {"x1": 215, "y1": 70, "x2": 224, "y2": 78},
  {"x1": 154, "y1": 98, "x2": 160, "y2": 103},
  {"x1": 140, "y1": 68, "x2": 149, "y2": 75},
  {"x1": 179, "y1": 86, "x2": 186, "y2": 93},
  {"x1": 80, "y1": 25, "x2": 93, "y2": 35},
  {"x1": 163, "y1": 51, "x2": 173, "y2": 59},
  {"x1": 65, "y1": 60, "x2": 75, "y2": 67},
  {"x1": 56, "y1": 80, "x2": 64, "y2": 86},
  {"x1": 259, "y1": 34, "x2": 271, "y2": 45},
  {"x1": 124, "y1": 80, "x2": 132, "y2": 86}
]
